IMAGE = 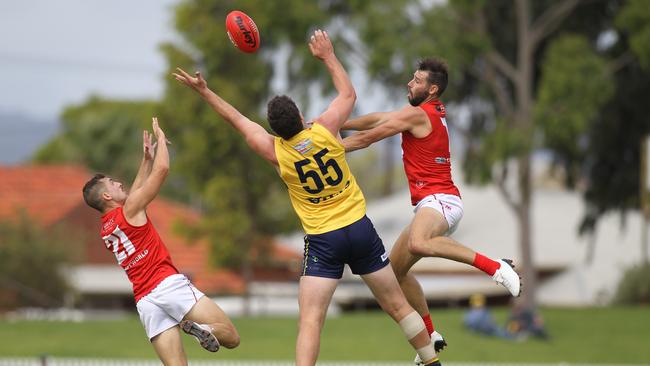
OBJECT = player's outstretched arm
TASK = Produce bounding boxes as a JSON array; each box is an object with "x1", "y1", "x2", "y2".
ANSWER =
[
  {"x1": 341, "y1": 112, "x2": 390, "y2": 131},
  {"x1": 123, "y1": 117, "x2": 169, "y2": 223},
  {"x1": 131, "y1": 130, "x2": 155, "y2": 191},
  {"x1": 342, "y1": 106, "x2": 422, "y2": 152},
  {"x1": 173, "y1": 68, "x2": 277, "y2": 165},
  {"x1": 310, "y1": 30, "x2": 356, "y2": 137}
]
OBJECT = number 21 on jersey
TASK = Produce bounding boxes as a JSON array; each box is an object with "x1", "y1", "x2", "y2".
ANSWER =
[{"x1": 103, "y1": 226, "x2": 136, "y2": 265}]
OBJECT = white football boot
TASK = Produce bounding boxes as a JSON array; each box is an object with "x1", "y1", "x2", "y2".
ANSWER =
[{"x1": 492, "y1": 259, "x2": 521, "y2": 297}]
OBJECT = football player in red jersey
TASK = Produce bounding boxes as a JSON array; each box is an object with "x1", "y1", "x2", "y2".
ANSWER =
[
  {"x1": 342, "y1": 58, "x2": 522, "y2": 363},
  {"x1": 82, "y1": 118, "x2": 239, "y2": 365}
]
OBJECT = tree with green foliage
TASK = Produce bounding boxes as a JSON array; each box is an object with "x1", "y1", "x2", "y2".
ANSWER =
[
  {"x1": 0, "y1": 213, "x2": 79, "y2": 309},
  {"x1": 155, "y1": 1, "x2": 347, "y2": 308},
  {"x1": 33, "y1": 2, "x2": 342, "y2": 306},
  {"x1": 616, "y1": 0, "x2": 650, "y2": 71},
  {"x1": 341, "y1": 0, "x2": 620, "y2": 313},
  {"x1": 35, "y1": 0, "x2": 649, "y2": 316},
  {"x1": 579, "y1": 0, "x2": 650, "y2": 265},
  {"x1": 614, "y1": 263, "x2": 650, "y2": 304},
  {"x1": 34, "y1": 97, "x2": 159, "y2": 182}
]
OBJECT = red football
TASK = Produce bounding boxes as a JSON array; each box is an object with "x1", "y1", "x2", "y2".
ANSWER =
[{"x1": 225, "y1": 10, "x2": 260, "y2": 53}]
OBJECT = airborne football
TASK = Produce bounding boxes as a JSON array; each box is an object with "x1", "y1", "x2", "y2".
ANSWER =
[{"x1": 225, "y1": 10, "x2": 260, "y2": 53}]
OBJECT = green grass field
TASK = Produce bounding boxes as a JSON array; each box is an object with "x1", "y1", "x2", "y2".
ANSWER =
[{"x1": 1, "y1": 307, "x2": 648, "y2": 363}]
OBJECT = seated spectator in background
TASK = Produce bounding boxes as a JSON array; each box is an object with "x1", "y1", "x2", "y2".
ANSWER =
[
  {"x1": 463, "y1": 294, "x2": 511, "y2": 339},
  {"x1": 506, "y1": 303, "x2": 549, "y2": 340}
]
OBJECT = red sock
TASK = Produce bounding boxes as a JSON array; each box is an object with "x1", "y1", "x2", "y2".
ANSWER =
[
  {"x1": 473, "y1": 253, "x2": 500, "y2": 276},
  {"x1": 422, "y1": 313, "x2": 434, "y2": 335}
]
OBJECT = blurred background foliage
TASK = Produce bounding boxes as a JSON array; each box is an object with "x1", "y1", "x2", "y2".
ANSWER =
[
  {"x1": 34, "y1": 98, "x2": 160, "y2": 183},
  {"x1": 32, "y1": 0, "x2": 650, "y2": 309},
  {"x1": 614, "y1": 263, "x2": 650, "y2": 304},
  {"x1": 0, "y1": 212, "x2": 80, "y2": 309}
]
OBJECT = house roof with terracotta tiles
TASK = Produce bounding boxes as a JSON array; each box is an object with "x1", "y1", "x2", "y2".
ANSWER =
[
  {"x1": 0, "y1": 164, "x2": 301, "y2": 295},
  {"x1": 0, "y1": 165, "x2": 90, "y2": 227}
]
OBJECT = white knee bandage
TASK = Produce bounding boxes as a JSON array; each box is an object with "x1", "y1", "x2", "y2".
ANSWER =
[
  {"x1": 398, "y1": 311, "x2": 425, "y2": 340},
  {"x1": 416, "y1": 345, "x2": 437, "y2": 364}
]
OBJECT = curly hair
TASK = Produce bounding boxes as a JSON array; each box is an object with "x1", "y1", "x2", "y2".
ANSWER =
[{"x1": 267, "y1": 95, "x2": 303, "y2": 139}]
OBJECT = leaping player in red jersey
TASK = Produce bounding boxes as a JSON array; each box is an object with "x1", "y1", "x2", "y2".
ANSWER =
[
  {"x1": 342, "y1": 58, "x2": 521, "y2": 364},
  {"x1": 82, "y1": 118, "x2": 239, "y2": 365}
]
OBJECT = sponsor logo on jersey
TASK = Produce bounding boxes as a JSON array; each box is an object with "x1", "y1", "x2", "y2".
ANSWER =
[
  {"x1": 124, "y1": 249, "x2": 149, "y2": 271},
  {"x1": 381, "y1": 252, "x2": 388, "y2": 262},
  {"x1": 306, "y1": 180, "x2": 351, "y2": 204},
  {"x1": 435, "y1": 157, "x2": 450, "y2": 164},
  {"x1": 102, "y1": 218, "x2": 115, "y2": 232},
  {"x1": 292, "y1": 139, "x2": 313, "y2": 155}
]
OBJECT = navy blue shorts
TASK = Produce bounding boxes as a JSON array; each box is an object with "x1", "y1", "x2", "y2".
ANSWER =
[{"x1": 301, "y1": 215, "x2": 390, "y2": 279}]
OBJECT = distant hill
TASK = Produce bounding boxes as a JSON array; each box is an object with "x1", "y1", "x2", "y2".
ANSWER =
[{"x1": 0, "y1": 112, "x2": 59, "y2": 164}]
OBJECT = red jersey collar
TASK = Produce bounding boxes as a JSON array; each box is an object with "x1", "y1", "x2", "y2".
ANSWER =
[{"x1": 420, "y1": 98, "x2": 446, "y2": 117}]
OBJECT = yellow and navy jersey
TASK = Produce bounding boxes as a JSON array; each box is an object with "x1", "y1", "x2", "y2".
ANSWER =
[{"x1": 274, "y1": 122, "x2": 366, "y2": 234}]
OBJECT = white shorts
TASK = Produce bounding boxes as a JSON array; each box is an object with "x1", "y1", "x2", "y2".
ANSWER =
[
  {"x1": 135, "y1": 274, "x2": 205, "y2": 340},
  {"x1": 414, "y1": 193, "x2": 464, "y2": 235}
]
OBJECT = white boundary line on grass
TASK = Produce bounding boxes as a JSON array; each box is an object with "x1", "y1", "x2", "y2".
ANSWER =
[{"x1": 1, "y1": 359, "x2": 649, "y2": 366}]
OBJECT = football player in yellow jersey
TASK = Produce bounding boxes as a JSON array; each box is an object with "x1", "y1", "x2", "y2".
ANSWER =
[{"x1": 174, "y1": 30, "x2": 440, "y2": 366}]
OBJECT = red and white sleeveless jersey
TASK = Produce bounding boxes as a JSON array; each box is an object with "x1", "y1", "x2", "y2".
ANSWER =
[
  {"x1": 401, "y1": 99, "x2": 460, "y2": 205},
  {"x1": 100, "y1": 207, "x2": 179, "y2": 302}
]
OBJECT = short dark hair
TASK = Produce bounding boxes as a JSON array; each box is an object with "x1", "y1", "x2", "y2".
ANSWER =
[
  {"x1": 418, "y1": 57, "x2": 448, "y2": 97},
  {"x1": 83, "y1": 174, "x2": 107, "y2": 212},
  {"x1": 267, "y1": 95, "x2": 303, "y2": 140}
]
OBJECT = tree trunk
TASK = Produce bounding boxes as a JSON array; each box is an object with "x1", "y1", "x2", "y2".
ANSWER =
[
  {"x1": 642, "y1": 214, "x2": 649, "y2": 265},
  {"x1": 517, "y1": 154, "x2": 537, "y2": 310},
  {"x1": 584, "y1": 229, "x2": 597, "y2": 265},
  {"x1": 486, "y1": 0, "x2": 582, "y2": 313},
  {"x1": 514, "y1": 0, "x2": 538, "y2": 312},
  {"x1": 641, "y1": 136, "x2": 649, "y2": 264}
]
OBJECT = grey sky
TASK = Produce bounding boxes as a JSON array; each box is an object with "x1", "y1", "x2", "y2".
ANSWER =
[
  {"x1": 0, "y1": 0, "x2": 402, "y2": 163},
  {"x1": 0, "y1": 0, "x2": 180, "y2": 121}
]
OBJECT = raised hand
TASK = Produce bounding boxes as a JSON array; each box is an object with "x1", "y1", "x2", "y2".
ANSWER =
[
  {"x1": 308, "y1": 29, "x2": 334, "y2": 61},
  {"x1": 150, "y1": 117, "x2": 171, "y2": 147},
  {"x1": 143, "y1": 130, "x2": 155, "y2": 160},
  {"x1": 173, "y1": 67, "x2": 208, "y2": 93},
  {"x1": 151, "y1": 117, "x2": 166, "y2": 142}
]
